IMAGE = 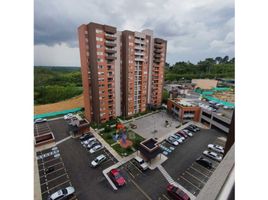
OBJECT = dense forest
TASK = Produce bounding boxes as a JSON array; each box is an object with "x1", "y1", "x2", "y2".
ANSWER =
[
  {"x1": 165, "y1": 56, "x2": 234, "y2": 81},
  {"x1": 34, "y1": 66, "x2": 83, "y2": 105}
]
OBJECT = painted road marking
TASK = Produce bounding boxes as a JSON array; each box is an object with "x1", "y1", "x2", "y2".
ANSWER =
[
  {"x1": 41, "y1": 180, "x2": 71, "y2": 194},
  {"x1": 130, "y1": 179, "x2": 152, "y2": 200},
  {"x1": 40, "y1": 173, "x2": 67, "y2": 186},
  {"x1": 179, "y1": 176, "x2": 201, "y2": 190},
  {"x1": 39, "y1": 167, "x2": 65, "y2": 179},
  {"x1": 185, "y1": 171, "x2": 206, "y2": 184},
  {"x1": 190, "y1": 166, "x2": 209, "y2": 178}
]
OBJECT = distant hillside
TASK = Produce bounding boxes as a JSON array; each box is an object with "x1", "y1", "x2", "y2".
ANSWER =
[{"x1": 34, "y1": 66, "x2": 83, "y2": 105}]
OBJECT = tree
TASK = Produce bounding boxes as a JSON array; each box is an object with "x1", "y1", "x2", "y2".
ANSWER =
[
  {"x1": 215, "y1": 57, "x2": 223, "y2": 64},
  {"x1": 222, "y1": 56, "x2": 229, "y2": 64}
]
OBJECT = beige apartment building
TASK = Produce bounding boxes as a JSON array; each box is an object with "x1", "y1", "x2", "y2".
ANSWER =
[{"x1": 78, "y1": 22, "x2": 167, "y2": 124}]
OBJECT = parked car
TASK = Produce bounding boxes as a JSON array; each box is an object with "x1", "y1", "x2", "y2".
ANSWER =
[
  {"x1": 64, "y1": 113, "x2": 74, "y2": 120},
  {"x1": 134, "y1": 156, "x2": 148, "y2": 171},
  {"x1": 174, "y1": 133, "x2": 185, "y2": 141},
  {"x1": 47, "y1": 186, "x2": 75, "y2": 200},
  {"x1": 45, "y1": 166, "x2": 55, "y2": 174},
  {"x1": 81, "y1": 137, "x2": 96, "y2": 145},
  {"x1": 177, "y1": 131, "x2": 188, "y2": 138},
  {"x1": 109, "y1": 169, "x2": 126, "y2": 187},
  {"x1": 129, "y1": 123, "x2": 137, "y2": 129},
  {"x1": 89, "y1": 144, "x2": 103, "y2": 153},
  {"x1": 189, "y1": 124, "x2": 200, "y2": 131},
  {"x1": 172, "y1": 134, "x2": 183, "y2": 144},
  {"x1": 203, "y1": 150, "x2": 222, "y2": 162},
  {"x1": 166, "y1": 184, "x2": 190, "y2": 200},
  {"x1": 166, "y1": 136, "x2": 179, "y2": 146},
  {"x1": 196, "y1": 157, "x2": 213, "y2": 169},
  {"x1": 208, "y1": 144, "x2": 224, "y2": 154},
  {"x1": 34, "y1": 118, "x2": 47, "y2": 124},
  {"x1": 90, "y1": 154, "x2": 106, "y2": 167},
  {"x1": 182, "y1": 129, "x2": 193, "y2": 137},
  {"x1": 87, "y1": 140, "x2": 100, "y2": 149},
  {"x1": 80, "y1": 133, "x2": 94, "y2": 141},
  {"x1": 185, "y1": 126, "x2": 197, "y2": 133}
]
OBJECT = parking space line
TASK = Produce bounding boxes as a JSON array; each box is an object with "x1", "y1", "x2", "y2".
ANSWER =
[
  {"x1": 40, "y1": 173, "x2": 67, "y2": 185},
  {"x1": 192, "y1": 163, "x2": 213, "y2": 173},
  {"x1": 179, "y1": 176, "x2": 201, "y2": 190},
  {"x1": 190, "y1": 166, "x2": 209, "y2": 178},
  {"x1": 185, "y1": 171, "x2": 206, "y2": 184},
  {"x1": 39, "y1": 167, "x2": 65, "y2": 179},
  {"x1": 42, "y1": 161, "x2": 63, "y2": 170},
  {"x1": 129, "y1": 160, "x2": 144, "y2": 174},
  {"x1": 130, "y1": 179, "x2": 152, "y2": 200},
  {"x1": 41, "y1": 180, "x2": 71, "y2": 194},
  {"x1": 39, "y1": 157, "x2": 60, "y2": 165},
  {"x1": 162, "y1": 194, "x2": 171, "y2": 200}
]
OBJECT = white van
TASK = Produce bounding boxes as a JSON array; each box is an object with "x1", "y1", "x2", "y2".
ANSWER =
[{"x1": 134, "y1": 156, "x2": 148, "y2": 171}]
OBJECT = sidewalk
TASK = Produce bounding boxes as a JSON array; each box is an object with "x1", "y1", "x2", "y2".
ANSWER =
[{"x1": 90, "y1": 127, "x2": 122, "y2": 162}]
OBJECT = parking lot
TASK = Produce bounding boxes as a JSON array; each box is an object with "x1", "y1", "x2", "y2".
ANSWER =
[
  {"x1": 161, "y1": 129, "x2": 226, "y2": 197},
  {"x1": 37, "y1": 118, "x2": 227, "y2": 200},
  {"x1": 36, "y1": 146, "x2": 77, "y2": 200}
]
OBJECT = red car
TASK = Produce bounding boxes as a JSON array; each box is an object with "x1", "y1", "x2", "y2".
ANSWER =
[
  {"x1": 167, "y1": 184, "x2": 190, "y2": 200},
  {"x1": 177, "y1": 131, "x2": 188, "y2": 138},
  {"x1": 109, "y1": 169, "x2": 126, "y2": 187}
]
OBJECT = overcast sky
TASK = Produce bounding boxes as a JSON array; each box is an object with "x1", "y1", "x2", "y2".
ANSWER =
[{"x1": 34, "y1": 0, "x2": 234, "y2": 66}]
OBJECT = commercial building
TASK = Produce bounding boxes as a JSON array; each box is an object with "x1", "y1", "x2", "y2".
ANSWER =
[
  {"x1": 167, "y1": 98, "x2": 201, "y2": 123},
  {"x1": 78, "y1": 22, "x2": 167, "y2": 124}
]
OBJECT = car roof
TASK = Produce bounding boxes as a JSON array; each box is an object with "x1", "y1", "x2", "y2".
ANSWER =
[
  {"x1": 96, "y1": 154, "x2": 105, "y2": 159},
  {"x1": 135, "y1": 156, "x2": 143, "y2": 162}
]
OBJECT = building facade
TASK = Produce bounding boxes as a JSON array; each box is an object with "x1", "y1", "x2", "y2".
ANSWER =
[
  {"x1": 78, "y1": 22, "x2": 167, "y2": 124},
  {"x1": 167, "y1": 99, "x2": 201, "y2": 123}
]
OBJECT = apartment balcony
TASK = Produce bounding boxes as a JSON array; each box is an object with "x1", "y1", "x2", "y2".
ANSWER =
[
  {"x1": 135, "y1": 57, "x2": 144, "y2": 61},
  {"x1": 134, "y1": 39, "x2": 145, "y2": 44},
  {"x1": 154, "y1": 59, "x2": 161, "y2": 63},
  {"x1": 105, "y1": 41, "x2": 116, "y2": 47},
  {"x1": 154, "y1": 49, "x2": 162, "y2": 53},
  {"x1": 134, "y1": 51, "x2": 144, "y2": 56},
  {"x1": 154, "y1": 54, "x2": 161, "y2": 58},
  {"x1": 105, "y1": 34, "x2": 116, "y2": 41},
  {"x1": 106, "y1": 55, "x2": 117, "y2": 60},
  {"x1": 154, "y1": 43, "x2": 163, "y2": 49},
  {"x1": 134, "y1": 45, "x2": 145, "y2": 50},
  {"x1": 105, "y1": 48, "x2": 116, "y2": 54}
]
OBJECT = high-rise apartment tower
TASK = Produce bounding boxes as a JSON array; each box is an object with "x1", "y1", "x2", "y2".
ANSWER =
[{"x1": 78, "y1": 22, "x2": 167, "y2": 124}]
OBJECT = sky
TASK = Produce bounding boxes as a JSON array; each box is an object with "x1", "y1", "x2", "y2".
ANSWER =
[{"x1": 34, "y1": 0, "x2": 234, "y2": 66}]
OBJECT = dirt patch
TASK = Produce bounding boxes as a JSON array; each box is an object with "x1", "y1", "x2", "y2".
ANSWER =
[{"x1": 34, "y1": 95, "x2": 84, "y2": 115}]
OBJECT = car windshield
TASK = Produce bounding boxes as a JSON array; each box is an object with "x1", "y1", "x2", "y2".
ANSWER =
[
  {"x1": 62, "y1": 188, "x2": 67, "y2": 195},
  {"x1": 114, "y1": 172, "x2": 121, "y2": 179}
]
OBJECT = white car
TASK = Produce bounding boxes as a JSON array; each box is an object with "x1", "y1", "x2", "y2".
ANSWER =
[
  {"x1": 47, "y1": 186, "x2": 75, "y2": 200},
  {"x1": 89, "y1": 144, "x2": 103, "y2": 153},
  {"x1": 208, "y1": 144, "x2": 224, "y2": 154},
  {"x1": 166, "y1": 136, "x2": 179, "y2": 146},
  {"x1": 91, "y1": 154, "x2": 106, "y2": 167},
  {"x1": 203, "y1": 150, "x2": 222, "y2": 162},
  {"x1": 34, "y1": 118, "x2": 47, "y2": 123},
  {"x1": 183, "y1": 129, "x2": 193, "y2": 137},
  {"x1": 81, "y1": 137, "x2": 96, "y2": 146},
  {"x1": 64, "y1": 113, "x2": 74, "y2": 120},
  {"x1": 134, "y1": 156, "x2": 148, "y2": 171},
  {"x1": 172, "y1": 134, "x2": 183, "y2": 144}
]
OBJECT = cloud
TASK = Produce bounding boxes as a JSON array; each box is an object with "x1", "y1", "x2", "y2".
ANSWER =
[{"x1": 34, "y1": 0, "x2": 234, "y2": 65}]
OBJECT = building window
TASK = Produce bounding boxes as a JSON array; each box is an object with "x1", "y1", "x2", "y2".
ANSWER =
[
  {"x1": 97, "y1": 52, "x2": 103, "y2": 55},
  {"x1": 96, "y1": 44, "x2": 103, "y2": 48},
  {"x1": 97, "y1": 58, "x2": 103, "y2": 62},
  {"x1": 98, "y1": 65, "x2": 103, "y2": 69},
  {"x1": 96, "y1": 29, "x2": 103, "y2": 34},
  {"x1": 96, "y1": 37, "x2": 103, "y2": 41}
]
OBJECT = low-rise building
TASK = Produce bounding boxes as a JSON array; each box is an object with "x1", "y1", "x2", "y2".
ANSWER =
[
  {"x1": 167, "y1": 98, "x2": 201, "y2": 123},
  {"x1": 68, "y1": 115, "x2": 90, "y2": 136}
]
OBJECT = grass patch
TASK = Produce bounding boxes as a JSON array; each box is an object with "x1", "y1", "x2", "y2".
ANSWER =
[{"x1": 111, "y1": 144, "x2": 134, "y2": 156}]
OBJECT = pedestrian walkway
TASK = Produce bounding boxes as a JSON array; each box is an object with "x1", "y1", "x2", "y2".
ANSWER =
[
  {"x1": 55, "y1": 136, "x2": 72, "y2": 146},
  {"x1": 90, "y1": 127, "x2": 122, "y2": 162},
  {"x1": 157, "y1": 165, "x2": 196, "y2": 200}
]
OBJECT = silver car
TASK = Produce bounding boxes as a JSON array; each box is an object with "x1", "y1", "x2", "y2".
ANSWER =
[
  {"x1": 203, "y1": 150, "x2": 222, "y2": 162},
  {"x1": 208, "y1": 144, "x2": 224, "y2": 154},
  {"x1": 47, "y1": 186, "x2": 75, "y2": 200}
]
